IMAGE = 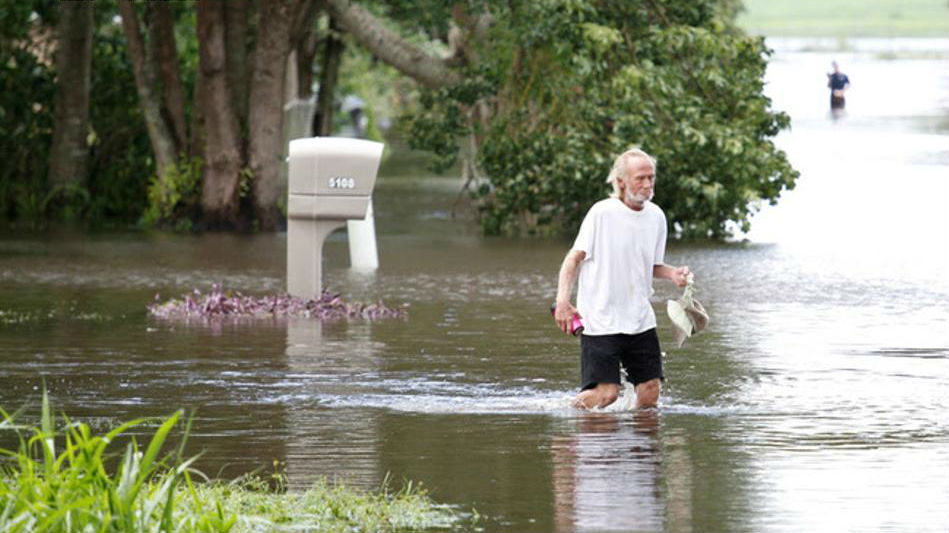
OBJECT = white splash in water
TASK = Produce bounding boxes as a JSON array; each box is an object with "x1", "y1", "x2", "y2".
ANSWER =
[{"x1": 310, "y1": 374, "x2": 652, "y2": 416}]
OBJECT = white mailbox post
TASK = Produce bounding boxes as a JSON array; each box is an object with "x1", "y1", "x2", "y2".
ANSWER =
[{"x1": 287, "y1": 137, "x2": 383, "y2": 299}]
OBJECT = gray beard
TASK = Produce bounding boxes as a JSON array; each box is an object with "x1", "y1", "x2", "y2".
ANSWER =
[{"x1": 624, "y1": 188, "x2": 653, "y2": 206}]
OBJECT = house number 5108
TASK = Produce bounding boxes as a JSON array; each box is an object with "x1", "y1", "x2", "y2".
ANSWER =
[{"x1": 328, "y1": 176, "x2": 355, "y2": 189}]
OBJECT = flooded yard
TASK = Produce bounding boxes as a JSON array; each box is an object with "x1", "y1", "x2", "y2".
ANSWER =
[{"x1": 1, "y1": 38, "x2": 947, "y2": 532}]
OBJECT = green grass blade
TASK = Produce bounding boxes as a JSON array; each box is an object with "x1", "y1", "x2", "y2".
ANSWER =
[
  {"x1": 92, "y1": 418, "x2": 146, "y2": 472},
  {"x1": 39, "y1": 389, "x2": 55, "y2": 479},
  {"x1": 140, "y1": 410, "x2": 182, "y2": 476},
  {"x1": 33, "y1": 495, "x2": 96, "y2": 532}
]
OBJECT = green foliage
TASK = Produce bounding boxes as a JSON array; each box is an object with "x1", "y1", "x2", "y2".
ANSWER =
[
  {"x1": 142, "y1": 156, "x2": 203, "y2": 232},
  {"x1": 86, "y1": 19, "x2": 155, "y2": 225},
  {"x1": 406, "y1": 87, "x2": 471, "y2": 173},
  {"x1": 200, "y1": 474, "x2": 461, "y2": 532},
  {"x1": 378, "y1": 0, "x2": 455, "y2": 40},
  {"x1": 40, "y1": 184, "x2": 92, "y2": 223},
  {"x1": 404, "y1": 0, "x2": 798, "y2": 238},
  {"x1": 0, "y1": 35, "x2": 55, "y2": 224},
  {"x1": 0, "y1": 392, "x2": 464, "y2": 532},
  {"x1": 0, "y1": 3, "x2": 154, "y2": 228},
  {"x1": 0, "y1": 391, "x2": 227, "y2": 532}
]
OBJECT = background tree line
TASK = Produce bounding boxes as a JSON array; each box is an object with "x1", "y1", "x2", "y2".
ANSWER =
[{"x1": 0, "y1": 0, "x2": 797, "y2": 238}]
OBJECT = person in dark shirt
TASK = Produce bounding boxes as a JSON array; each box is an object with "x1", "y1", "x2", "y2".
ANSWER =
[{"x1": 827, "y1": 60, "x2": 850, "y2": 110}]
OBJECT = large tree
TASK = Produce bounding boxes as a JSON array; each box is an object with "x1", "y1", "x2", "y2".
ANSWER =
[
  {"x1": 121, "y1": 0, "x2": 313, "y2": 230},
  {"x1": 330, "y1": 0, "x2": 798, "y2": 238}
]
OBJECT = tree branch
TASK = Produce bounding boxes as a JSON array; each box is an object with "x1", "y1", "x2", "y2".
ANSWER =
[{"x1": 325, "y1": 0, "x2": 461, "y2": 89}]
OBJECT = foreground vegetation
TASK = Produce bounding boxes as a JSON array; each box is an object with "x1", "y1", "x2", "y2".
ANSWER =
[{"x1": 0, "y1": 393, "x2": 461, "y2": 532}]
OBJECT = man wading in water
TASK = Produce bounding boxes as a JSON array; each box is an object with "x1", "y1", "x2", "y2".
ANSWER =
[
  {"x1": 827, "y1": 60, "x2": 850, "y2": 111},
  {"x1": 554, "y1": 148, "x2": 690, "y2": 409}
]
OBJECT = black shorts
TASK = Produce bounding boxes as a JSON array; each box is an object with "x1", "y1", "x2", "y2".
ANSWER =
[{"x1": 580, "y1": 329, "x2": 663, "y2": 390}]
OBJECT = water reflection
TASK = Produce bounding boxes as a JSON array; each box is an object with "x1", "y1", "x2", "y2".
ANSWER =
[
  {"x1": 552, "y1": 412, "x2": 664, "y2": 532},
  {"x1": 283, "y1": 318, "x2": 383, "y2": 489},
  {"x1": 829, "y1": 105, "x2": 846, "y2": 122}
]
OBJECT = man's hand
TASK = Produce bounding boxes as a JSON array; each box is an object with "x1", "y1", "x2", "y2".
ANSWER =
[
  {"x1": 555, "y1": 250, "x2": 586, "y2": 335},
  {"x1": 655, "y1": 264, "x2": 691, "y2": 287},
  {"x1": 554, "y1": 301, "x2": 580, "y2": 335},
  {"x1": 671, "y1": 265, "x2": 691, "y2": 287}
]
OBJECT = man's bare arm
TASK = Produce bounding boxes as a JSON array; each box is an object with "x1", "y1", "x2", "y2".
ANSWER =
[
  {"x1": 654, "y1": 263, "x2": 690, "y2": 288},
  {"x1": 554, "y1": 250, "x2": 585, "y2": 334}
]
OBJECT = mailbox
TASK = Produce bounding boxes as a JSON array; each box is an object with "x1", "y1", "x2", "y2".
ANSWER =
[{"x1": 287, "y1": 137, "x2": 384, "y2": 299}]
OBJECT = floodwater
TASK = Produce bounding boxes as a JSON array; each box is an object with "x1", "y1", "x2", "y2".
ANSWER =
[{"x1": 1, "y1": 38, "x2": 948, "y2": 532}]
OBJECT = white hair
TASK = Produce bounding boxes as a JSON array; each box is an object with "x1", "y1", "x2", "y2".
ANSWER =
[{"x1": 606, "y1": 147, "x2": 656, "y2": 198}]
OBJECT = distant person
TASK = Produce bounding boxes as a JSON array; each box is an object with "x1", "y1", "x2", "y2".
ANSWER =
[
  {"x1": 554, "y1": 148, "x2": 691, "y2": 410},
  {"x1": 341, "y1": 95, "x2": 368, "y2": 138},
  {"x1": 827, "y1": 60, "x2": 850, "y2": 111}
]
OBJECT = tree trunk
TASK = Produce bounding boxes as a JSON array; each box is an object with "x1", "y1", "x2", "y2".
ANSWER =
[
  {"x1": 146, "y1": 2, "x2": 187, "y2": 154},
  {"x1": 292, "y1": 0, "x2": 320, "y2": 100},
  {"x1": 190, "y1": 65, "x2": 206, "y2": 165},
  {"x1": 224, "y1": 0, "x2": 250, "y2": 130},
  {"x1": 197, "y1": 0, "x2": 243, "y2": 227},
  {"x1": 249, "y1": 0, "x2": 298, "y2": 230},
  {"x1": 326, "y1": 0, "x2": 460, "y2": 89},
  {"x1": 314, "y1": 16, "x2": 344, "y2": 137},
  {"x1": 48, "y1": 0, "x2": 94, "y2": 191},
  {"x1": 296, "y1": 29, "x2": 319, "y2": 100},
  {"x1": 118, "y1": 0, "x2": 178, "y2": 182}
]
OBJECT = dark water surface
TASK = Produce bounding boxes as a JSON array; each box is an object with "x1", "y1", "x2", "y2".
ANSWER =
[{"x1": 1, "y1": 39, "x2": 948, "y2": 532}]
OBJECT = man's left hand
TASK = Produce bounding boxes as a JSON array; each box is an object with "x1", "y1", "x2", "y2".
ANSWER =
[{"x1": 672, "y1": 266, "x2": 691, "y2": 287}]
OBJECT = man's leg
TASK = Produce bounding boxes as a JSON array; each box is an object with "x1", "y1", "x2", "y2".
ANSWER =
[
  {"x1": 634, "y1": 378, "x2": 661, "y2": 408},
  {"x1": 623, "y1": 329, "x2": 663, "y2": 409},
  {"x1": 574, "y1": 383, "x2": 620, "y2": 409}
]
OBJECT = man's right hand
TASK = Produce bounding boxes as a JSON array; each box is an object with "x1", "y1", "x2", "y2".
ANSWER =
[
  {"x1": 554, "y1": 301, "x2": 580, "y2": 335},
  {"x1": 555, "y1": 249, "x2": 585, "y2": 334}
]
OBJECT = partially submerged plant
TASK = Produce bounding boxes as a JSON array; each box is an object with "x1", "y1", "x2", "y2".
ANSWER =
[
  {"x1": 0, "y1": 393, "x2": 463, "y2": 532},
  {"x1": 201, "y1": 475, "x2": 461, "y2": 533},
  {"x1": 147, "y1": 284, "x2": 408, "y2": 322},
  {"x1": 0, "y1": 391, "x2": 233, "y2": 532}
]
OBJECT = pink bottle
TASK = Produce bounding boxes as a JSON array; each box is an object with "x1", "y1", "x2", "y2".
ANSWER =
[{"x1": 550, "y1": 304, "x2": 584, "y2": 336}]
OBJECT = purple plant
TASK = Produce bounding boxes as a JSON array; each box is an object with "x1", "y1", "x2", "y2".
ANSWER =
[{"x1": 147, "y1": 284, "x2": 408, "y2": 322}]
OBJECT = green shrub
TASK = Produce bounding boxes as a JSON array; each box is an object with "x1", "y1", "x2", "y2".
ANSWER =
[{"x1": 142, "y1": 156, "x2": 203, "y2": 230}]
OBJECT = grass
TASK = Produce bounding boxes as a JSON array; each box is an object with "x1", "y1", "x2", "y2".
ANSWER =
[
  {"x1": 195, "y1": 476, "x2": 460, "y2": 533},
  {"x1": 736, "y1": 0, "x2": 949, "y2": 37},
  {"x1": 0, "y1": 391, "x2": 464, "y2": 532}
]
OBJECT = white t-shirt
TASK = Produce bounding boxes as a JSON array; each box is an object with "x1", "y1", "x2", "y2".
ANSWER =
[{"x1": 571, "y1": 197, "x2": 667, "y2": 335}]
